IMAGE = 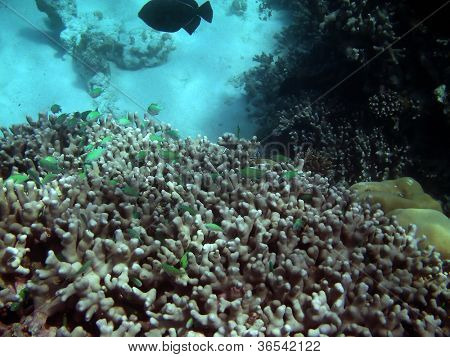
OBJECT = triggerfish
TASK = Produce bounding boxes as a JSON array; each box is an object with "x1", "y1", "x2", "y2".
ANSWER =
[{"x1": 138, "y1": 0, "x2": 213, "y2": 35}]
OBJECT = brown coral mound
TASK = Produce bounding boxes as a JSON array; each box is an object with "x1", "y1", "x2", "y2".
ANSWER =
[{"x1": 0, "y1": 112, "x2": 448, "y2": 336}]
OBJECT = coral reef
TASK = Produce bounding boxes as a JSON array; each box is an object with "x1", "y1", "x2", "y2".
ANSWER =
[
  {"x1": 316, "y1": 0, "x2": 400, "y2": 66},
  {"x1": 35, "y1": 0, "x2": 175, "y2": 98},
  {"x1": 243, "y1": 0, "x2": 450, "y2": 204},
  {"x1": 387, "y1": 209, "x2": 450, "y2": 260},
  {"x1": 351, "y1": 177, "x2": 443, "y2": 214},
  {"x1": 271, "y1": 97, "x2": 410, "y2": 183},
  {"x1": 229, "y1": 0, "x2": 248, "y2": 17},
  {"x1": 35, "y1": 0, "x2": 77, "y2": 31},
  {"x1": 351, "y1": 177, "x2": 449, "y2": 258},
  {"x1": 0, "y1": 113, "x2": 448, "y2": 336},
  {"x1": 368, "y1": 90, "x2": 422, "y2": 131}
]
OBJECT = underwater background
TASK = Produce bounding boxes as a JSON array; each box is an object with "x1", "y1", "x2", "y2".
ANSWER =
[
  {"x1": 0, "y1": 0, "x2": 449, "y2": 337},
  {"x1": 0, "y1": 0, "x2": 287, "y2": 139}
]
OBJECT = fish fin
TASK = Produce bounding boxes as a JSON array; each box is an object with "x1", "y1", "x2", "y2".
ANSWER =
[
  {"x1": 138, "y1": 1, "x2": 153, "y2": 20},
  {"x1": 198, "y1": 1, "x2": 213, "y2": 23},
  {"x1": 178, "y1": 0, "x2": 198, "y2": 8},
  {"x1": 183, "y1": 16, "x2": 201, "y2": 35}
]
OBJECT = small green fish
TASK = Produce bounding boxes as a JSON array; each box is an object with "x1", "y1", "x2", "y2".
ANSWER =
[
  {"x1": 137, "y1": 150, "x2": 147, "y2": 160},
  {"x1": 180, "y1": 204, "x2": 196, "y2": 216},
  {"x1": 109, "y1": 179, "x2": 119, "y2": 186},
  {"x1": 283, "y1": 171, "x2": 299, "y2": 179},
  {"x1": 39, "y1": 156, "x2": 61, "y2": 173},
  {"x1": 269, "y1": 260, "x2": 274, "y2": 272},
  {"x1": 128, "y1": 228, "x2": 143, "y2": 243},
  {"x1": 131, "y1": 277, "x2": 142, "y2": 288},
  {"x1": 10, "y1": 287, "x2": 29, "y2": 311},
  {"x1": 101, "y1": 136, "x2": 113, "y2": 145},
  {"x1": 205, "y1": 223, "x2": 223, "y2": 232},
  {"x1": 76, "y1": 260, "x2": 93, "y2": 275},
  {"x1": 299, "y1": 193, "x2": 313, "y2": 204},
  {"x1": 55, "y1": 113, "x2": 68, "y2": 126},
  {"x1": 51, "y1": 104, "x2": 62, "y2": 114},
  {"x1": 27, "y1": 169, "x2": 41, "y2": 187},
  {"x1": 149, "y1": 134, "x2": 165, "y2": 142},
  {"x1": 65, "y1": 117, "x2": 77, "y2": 128},
  {"x1": 240, "y1": 167, "x2": 264, "y2": 179},
  {"x1": 42, "y1": 173, "x2": 58, "y2": 185},
  {"x1": 78, "y1": 172, "x2": 87, "y2": 179},
  {"x1": 180, "y1": 252, "x2": 189, "y2": 269},
  {"x1": 165, "y1": 129, "x2": 180, "y2": 140},
  {"x1": 293, "y1": 218, "x2": 304, "y2": 230},
  {"x1": 161, "y1": 263, "x2": 183, "y2": 276},
  {"x1": 122, "y1": 185, "x2": 139, "y2": 197},
  {"x1": 147, "y1": 103, "x2": 162, "y2": 116},
  {"x1": 89, "y1": 87, "x2": 103, "y2": 98},
  {"x1": 210, "y1": 172, "x2": 220, "y2": 180},
  {"x1": 84, "y1": 144, "x2": 95, "y2": 152},
  {"x1": 18, "y1": 288, "x2": 28, "y2": 300},
  {"x1": 160, "y1": 150, "x2": 180, "y2": 161},
  {"x1": 9, "y1": 302, "x2": 21, "y2": 312},
  {"x1": 85, "y1": 148, "x2": 105, "y2": 163},
  {"x1": 132, "y1": 209, "x2": 141, "y2": 219},
  {"x1": 117, "y1": 117, "x2": 132, "y2": 126},
  {"x1": 86, "y1": 110, "x2": 101, "y2": 122},
  {"x1": 81, "y1": 110, "x2": 91, "y2": 120}
]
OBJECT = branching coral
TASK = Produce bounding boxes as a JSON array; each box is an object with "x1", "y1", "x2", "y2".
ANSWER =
[
  {"x1": 274, "y1": 97, "x2": 411, "y2": 183},
  {"x1": 0, "y1": 113, "x2": 448, "y2": 336},
  {"x1": 243, "y1": 0, "x2": 450, "y2": 199},
  {"x1": 368, "y1": 89, "x2": 422, "y2": 130}
]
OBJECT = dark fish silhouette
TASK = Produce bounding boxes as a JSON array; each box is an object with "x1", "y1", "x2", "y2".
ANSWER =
[{"x1": 138, "y1": 0, "x2": 213, "y2": 35}]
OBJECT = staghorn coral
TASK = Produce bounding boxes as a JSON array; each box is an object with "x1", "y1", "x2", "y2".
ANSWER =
[
  {"x1": 368, "y1": 89, "x2": 422, "y2": 130},
  {"x1": 275, "y1": 98, "x2": 411, "y2": 183},
  {"x1": 368, "y1": 90, "x2": 404, "y2": 130},
  {"x1": 299, "y1": 148, "x2": 333, "y2": 178},
  {"x1": 316, "y1": 0, "x2": 401, "y2": 65},
  {"x1": 0, "y1": 113, "x2": 448, "y2": 337}
]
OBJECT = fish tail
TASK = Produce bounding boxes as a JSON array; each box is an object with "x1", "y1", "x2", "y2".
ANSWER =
[{"x1": 198, "y1": 1, "x2": 213, "y2": 23}]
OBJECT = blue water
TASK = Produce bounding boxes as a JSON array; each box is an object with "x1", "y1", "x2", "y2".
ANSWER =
[{"x1": 0, "y1": 0, "x2": 287, "y2": 139}]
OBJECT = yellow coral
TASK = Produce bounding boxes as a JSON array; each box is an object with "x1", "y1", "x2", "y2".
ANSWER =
[
  {"x1": 350, "y1": 177, "x2": 442, "y2": 213},
  {"x1": 388, "y1": 208, "x2": 450, "y2": 259},
  {"x1": 352, "y1": 177, "x2": 448, "y2": 258}
]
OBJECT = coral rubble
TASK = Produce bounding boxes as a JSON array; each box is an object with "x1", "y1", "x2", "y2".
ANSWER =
[{"x1": 0, "y1": 113, "x2": 448, "y2": 336}]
